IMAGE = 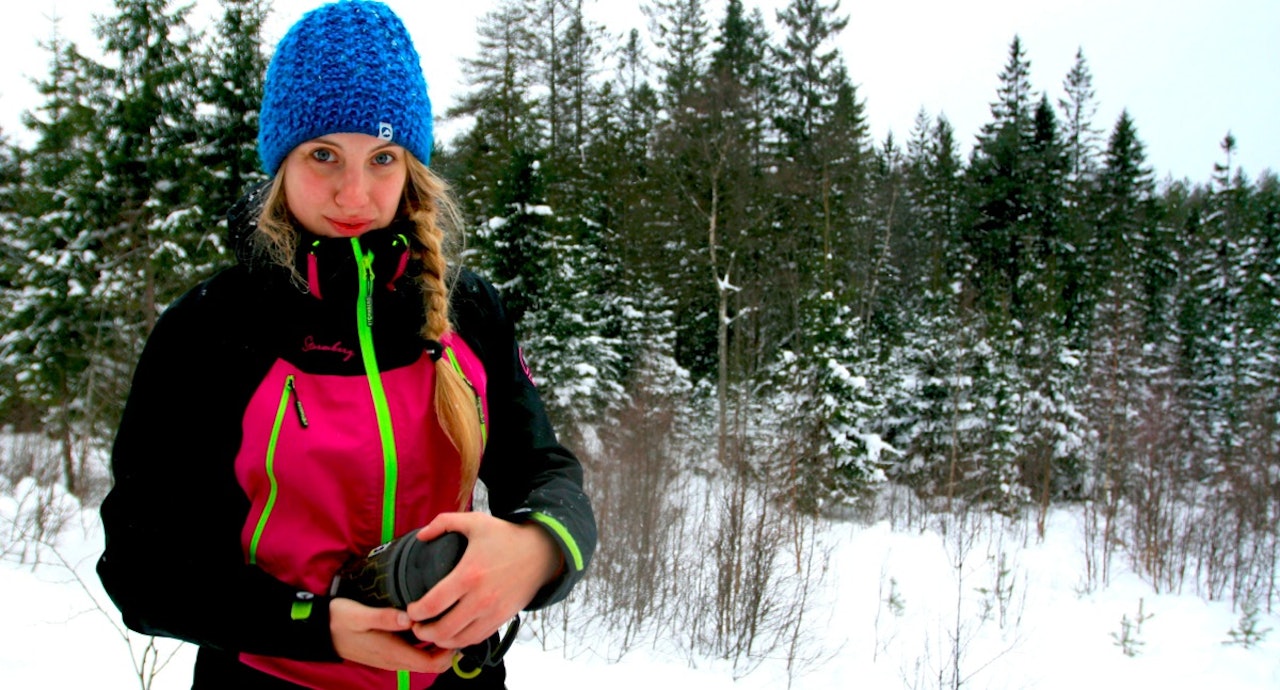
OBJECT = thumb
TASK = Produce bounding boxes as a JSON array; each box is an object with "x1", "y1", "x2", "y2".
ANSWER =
[
  {"x1": 366, "y1": 606, "x2": 414, "y2": 633},
  {"x1": 333, "y1": 598, "x2": 413, "y2": 633}
]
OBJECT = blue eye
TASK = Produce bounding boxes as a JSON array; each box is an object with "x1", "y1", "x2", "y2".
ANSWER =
[
  {"x1": 373, "y1": 151, "x2": 396, "y2": 166},
  {"x1": 311, "y1": 148, "x2": 334, "y2": 163}
]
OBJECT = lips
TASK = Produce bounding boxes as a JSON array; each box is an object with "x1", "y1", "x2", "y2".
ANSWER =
[{"x1": 326, "y1": 218, "x2": 374, "y2": 236}]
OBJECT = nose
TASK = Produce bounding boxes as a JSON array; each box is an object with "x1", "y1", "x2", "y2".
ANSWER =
[{"x1": 333, "y1": 163, "x2": 369, "y2": 209}]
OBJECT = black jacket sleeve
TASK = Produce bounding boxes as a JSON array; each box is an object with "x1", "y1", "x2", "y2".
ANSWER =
[
  {"x1": 96, "y1": 271, "x2": 341, "y2": 661},
  {"x1": 452, "y1": 270, "x2": 597, "y2": 609}
]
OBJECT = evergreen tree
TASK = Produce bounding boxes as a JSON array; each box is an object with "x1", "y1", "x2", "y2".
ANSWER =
[
  {"x1": 94, "y1": 0, "x2": 210, "y2": 335},
  {"x1": 198, "y1": 0, "x2": 269, "y2": 231},
  {"x1": 1195, "y1": 135, "x2": 1267, "y2": 473},
  {"x1": 577, "y1": 37, "x2": 670, "y2": 389},
  {"x1": 904, "y1": 113, "x2": 965, "y2": 299},
  {"x1": 3, "y1": 24, "x2": 111, "y2": 494},
  {"x1": 965, "y1": 36, "x2": 1036, "y2": 316},
  {"x1": 776, "y1": 291, "x2": 892, "y2": 513},
  {"x1": 0, "y1": 129, "x2": 26, "y2": 427},
  {"x1": 772, "y1": 0, "x2": 850, "y2": 156},
  {"x1": 1057, "y1": 48, "x2": 1102, "y2": 344},
  {"x1": 643, "y1": 0, "x2": 710, "y2": 109},
  {"x1": 770, "y1": 0, "x2": 863, "y2": 308},
  {"x1": 448, "y1": 0, "x2": 541, "y2": 234},
  {"x1": 1023, "y1": 93, "x2": 1071, "y2": 331},
  {"x1": 1058, "y1": 48, "x2": 1102, "y2": 207},
  {"x1": 605, "y1": 29, "x2": 663, "y2": 286},
  {"x1": 893, "y1": 114, "x2": 981, "y2": 497},
  {"x1": 1082, "y1": 109, "x2": 1159, "y2": 508},
  {"x1": 531, "y1": 0, "x2": 603, "y2": 168}
]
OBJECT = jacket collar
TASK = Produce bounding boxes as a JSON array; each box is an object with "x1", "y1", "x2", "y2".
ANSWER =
[
  {"x1": 297, "y1": 225, "x2": 415, "y2": 301},
  {"x1": 226, "y1": 181, "x2": 417, "y2": 300}
]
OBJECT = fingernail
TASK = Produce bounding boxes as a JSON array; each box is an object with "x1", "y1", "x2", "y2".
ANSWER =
[{"x1": 396, "y1": 612, "x2": 412, "y2": 627}]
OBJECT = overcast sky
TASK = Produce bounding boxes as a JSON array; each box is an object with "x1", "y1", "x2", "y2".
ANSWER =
[{"x1": 1, "y1": 0, "x2": 1276, "y2": 183}]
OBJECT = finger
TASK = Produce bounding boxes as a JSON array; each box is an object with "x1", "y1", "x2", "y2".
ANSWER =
[
  {"x1": 414, "y1": 580, "x2": 507, "y2": 648},
  {"x1": 415, "y1": 511, "x2": 474, "y2": 542},
  {"x1": 418, "y1": 613, "x2": 496, "y2": 651},
  {"x1": 385, "y1": 636, "x2": 454, "y2": 674},
  {"x1": 405, "y1": 565, "x2": 472, "y2": 627},
  {"x1": 418, "y1": 644, "x2": 457, "y2": 673}
]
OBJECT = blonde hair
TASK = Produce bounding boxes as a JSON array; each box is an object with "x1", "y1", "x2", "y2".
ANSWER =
[{"x1": 255, "y1": 153, "x2": 483, "y2": 508}]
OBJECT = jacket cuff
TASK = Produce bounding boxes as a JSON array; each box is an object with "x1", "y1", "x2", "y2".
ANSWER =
[
  {"x1": 502, "y1": 510, "x2": 592, "y2": 610},
  {"x1": 280, "y1": 592, "x2": 342, "y2": 662}
]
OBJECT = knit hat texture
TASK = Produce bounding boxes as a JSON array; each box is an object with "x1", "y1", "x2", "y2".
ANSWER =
[{"x1": 258, "y1": 0, "x2": 433, "y2": 174}]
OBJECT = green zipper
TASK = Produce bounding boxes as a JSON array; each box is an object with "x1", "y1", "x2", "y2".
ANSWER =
[
  {"x1": 353, "y1": 240, "x2": 411, "y2": 688},
  {"x1": 248, "y1": 374, "x2": 300, "y2": 564},
  {"x1": 352, "y1": 238, "x2": 400, "y2": 544}
]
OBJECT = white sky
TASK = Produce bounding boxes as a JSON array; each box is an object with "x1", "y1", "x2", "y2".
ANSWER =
[{"x1": 1, "y1": 0, "x2": 1276, "y2": 183}]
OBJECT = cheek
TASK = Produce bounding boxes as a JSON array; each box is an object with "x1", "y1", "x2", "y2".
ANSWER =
[{"x1": 375, "y1": 172, "x2": 408, "y2": 218}]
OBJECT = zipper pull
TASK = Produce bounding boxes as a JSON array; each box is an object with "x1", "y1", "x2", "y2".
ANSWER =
[
  {"x1": 287, "y1": 375, "x2": 309, "y2": 428},
  {"x1": 363, "y1": 253, "x2": 376, "y2": 327}
]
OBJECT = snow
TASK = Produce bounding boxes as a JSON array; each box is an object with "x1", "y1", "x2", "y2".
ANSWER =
[{"x1": 3, "y1": 499, "x2": 1277, "y2": 690}]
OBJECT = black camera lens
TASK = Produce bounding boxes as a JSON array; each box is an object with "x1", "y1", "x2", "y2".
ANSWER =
[
  {"x1": 334, "y1": 531, "x2": 468, "y2": 612},
  {"x1": 388, "y1": 531, "x2": 467, "y2": 612}
]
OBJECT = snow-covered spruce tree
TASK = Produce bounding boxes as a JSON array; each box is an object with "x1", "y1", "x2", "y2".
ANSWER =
[
  {"x1": 1017, "y1": 95, "x2": 1089, "y2": 519},
  {"x1": 1173, "y1": 136, "x2": 1254, "y2": 485},
  {"x1": 952, "y1": 36, "x2": 1048, "y2": 508},
  {"x1": 775, "y1": 290, "x2": 891, "y2": 514},
  {"x1": 1082, "y1": 112, "x2": 1157, "y2": 479},
  {"x1": 92, "y1": 0, "x2": 210, "y2": 398},
  {"x1": 889, "y1": 112, "x2": 969, "y2": 496},
  {"x1": 577, "y1": 35, "x2": 670, "y2": 393},
  {"x1": 1186, "y1": 138, "x2": 1280, "y2": 604},
  {"x1": 0, "y1": 129, "x2": 27, "y2": 429},
  {"x1": 3, "y1": 25, "x2": 112, "y2": 496}
]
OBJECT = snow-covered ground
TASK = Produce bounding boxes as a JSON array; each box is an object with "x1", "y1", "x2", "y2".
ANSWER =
[{"x1": 3, "y1": 492, "x2": 1278, "y2": 689}]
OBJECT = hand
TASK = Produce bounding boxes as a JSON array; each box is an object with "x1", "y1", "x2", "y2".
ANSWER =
[
  {"x1": 329, "y1": 597, "x2": 454, "y2": 673},
  {"x1": 405, "y1": 512, "x2": 563, "y2": 651}
]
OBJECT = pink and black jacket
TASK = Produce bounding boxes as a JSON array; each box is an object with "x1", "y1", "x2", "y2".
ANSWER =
[{"x1": 97, "y1": 188, "x2": 596, "y2": 689}]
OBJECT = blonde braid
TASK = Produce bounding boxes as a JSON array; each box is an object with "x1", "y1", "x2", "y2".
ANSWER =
[{"x1": 404, "y1": 157, "x2": 483, "y2": 509}]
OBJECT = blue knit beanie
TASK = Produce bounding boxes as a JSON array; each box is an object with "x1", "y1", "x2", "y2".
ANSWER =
[{"x1": 258, "y1": 0, "x2": 433, "y2": 175}]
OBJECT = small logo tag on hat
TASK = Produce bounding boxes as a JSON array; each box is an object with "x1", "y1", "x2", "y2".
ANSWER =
[{"x1": 378, "y1": 122, "x2": 394, "y2": 141}]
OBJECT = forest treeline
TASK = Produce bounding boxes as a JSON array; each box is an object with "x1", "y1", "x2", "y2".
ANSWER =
[{"x1": 0, "y1": 0, "x2": 1277, "y2": 611}]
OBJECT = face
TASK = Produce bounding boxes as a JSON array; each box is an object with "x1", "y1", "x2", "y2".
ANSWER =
[{"x1": 281, "y1": 132, "x2": 408, "y2": 238}]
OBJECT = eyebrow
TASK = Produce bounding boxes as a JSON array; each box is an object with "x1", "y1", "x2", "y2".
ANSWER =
[{"x1": 307, "y1": 137, "x2": 404, "y2": 153}]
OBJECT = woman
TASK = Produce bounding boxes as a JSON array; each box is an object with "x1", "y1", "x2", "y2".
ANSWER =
[{"x1": 96, "y1": 2, "x2": 596, "y2": 688}]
